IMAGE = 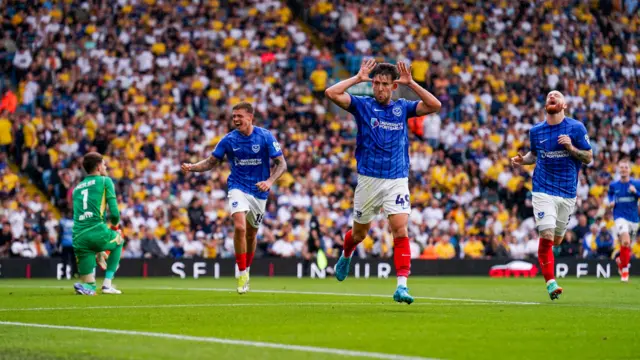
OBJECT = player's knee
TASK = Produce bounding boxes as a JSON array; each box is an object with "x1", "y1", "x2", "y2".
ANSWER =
[
  {"x1": 234, "y1": 222, "x2": 247, "y2": 236},
  {"x1": 553, "y1": 235, "x2": 564, "y2": 246},
  {"x1": 352, "y1": 229, "x2": 367, "y2": 243},
  {"x1": 390, "y1": 225, "x2": 408, "y2": 239},
  {"x1": 540, "y1": 228, "x2": 554, "y2": 240}
]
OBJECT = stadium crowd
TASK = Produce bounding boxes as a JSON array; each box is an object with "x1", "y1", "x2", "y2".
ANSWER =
[{"x1": 1, "y1": 0, "x2": 640, "y2": 264}]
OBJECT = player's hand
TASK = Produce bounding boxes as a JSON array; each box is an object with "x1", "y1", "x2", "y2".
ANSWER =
[
  {"x1": 558, "y1": 135, "x2": 574, "y2": 151},
  {"x1": 394, "y1": 61, "x2": 413, "y2": 85},
  {"x1": 181, "y1": 163, "x2": 193, "y2": 173},
  {"x1": 357, "y1": 58, "x2": 376, "y2": 83},
  {"x1": 256, "y1": 180, "x2": 273, "y2": 192},
  {"x1": 510, "y1": 153, "x2": 524, "y2": 167},
  {"x1": 630, "y1": 185, "x2": 637, "y2": 194}
]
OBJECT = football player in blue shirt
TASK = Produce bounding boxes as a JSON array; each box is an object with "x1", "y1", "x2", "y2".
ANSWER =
[
  {"x1": 607, "y1": 159, "x2": 640, "y2": 282},
  {"x1": 182, "y1": 102, "x2": 287, "y2": 294},
  {"x1": 511, "y1": 90, "x2": 592, "y2": 300},
  {"x1": 325, "y1": 59, "x2": 441, "y2": 304}
]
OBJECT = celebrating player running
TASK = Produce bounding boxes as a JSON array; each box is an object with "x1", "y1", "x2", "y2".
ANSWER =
[
  {"x1": 182, "y1": 102, "x2": 287, "y2": 294},
  {"x1": 511, "y1": 90, "x2": 593, "y2": 300},
  {"x1": 607, "y1": 159, "x2": 640, "y2": 282},
  {"x1": 325, "y1": 59, "x2": 441, "y2": 304}
]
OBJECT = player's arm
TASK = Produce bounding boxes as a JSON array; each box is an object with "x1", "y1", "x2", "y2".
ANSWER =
[
  {"x1": 606, "y1": 185, "x2": 615, "y2": 209},
  {"x1": 182, "y1": 137, "x2": 227, "y2": 173},
  {"x1": 395, "y1": 61, "x2": 441, "y2": 116},
  {"x1": 105, "y1": 177, "x2": 120, "y2": 226},
  {"x1": 181, "y1": 156, "x2": 222, "y2": 173},
  {"x1": 559, "y1": 124, "x2": 593, "y2": 165},
  {"x1": 511, "y1": 152, "x2": 536, "y2": 167},
  {"x1": 257, "y1": 136, "x2": 287, "y2": 192},
  {"x1": 325, "y1": 58, "x2": 376, "y2": 110}
]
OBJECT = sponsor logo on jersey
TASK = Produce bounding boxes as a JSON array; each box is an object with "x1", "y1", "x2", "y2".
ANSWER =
[
  {"x1": 392, "y1": 106, "x2": 402, "y2": 117},
  {"x1": 370, "y1": 118, "x2": 403, "y2": 131},
  {"x1": 78, "y1": 212, "x2": 94, "y2": 221},
  {"x1": 617, "y1": 196, "x2": 636, "y2": 203},
  {"x1": 252, "y1": 144, "x2": 260, "y2": 153},
  {"x1": 539, "y1": 150, "x2": 570, "y2": 159},
  {"x1": 234, "y1": 158, "x2": 263, "y2": 166}
]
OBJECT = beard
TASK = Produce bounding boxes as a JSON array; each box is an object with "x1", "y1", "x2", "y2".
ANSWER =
[{"x1": 545, "y1": 103, "x2": 563, "y2": 114}]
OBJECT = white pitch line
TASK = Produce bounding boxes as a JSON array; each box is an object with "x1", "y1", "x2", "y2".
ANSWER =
[
  {"x1": 146, "y1": 286, "x2": 541, "y2": 305},
  {"x1": 0, "y1": 321, "x2": 438, "y2": 360}
]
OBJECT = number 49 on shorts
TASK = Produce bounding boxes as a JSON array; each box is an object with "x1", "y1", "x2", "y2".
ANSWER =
[{"x1": 396, "y1": 194, "x2": 410, "y2": 209}]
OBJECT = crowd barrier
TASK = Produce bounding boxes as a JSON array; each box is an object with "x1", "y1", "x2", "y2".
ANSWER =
[{"x1": 0, "y1": 258, "x2": 633, "y2": 279}]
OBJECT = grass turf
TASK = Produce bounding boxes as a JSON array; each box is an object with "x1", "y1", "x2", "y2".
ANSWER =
[{"x1": 0, "y1": 277, "x2": 638, "y2": 360}]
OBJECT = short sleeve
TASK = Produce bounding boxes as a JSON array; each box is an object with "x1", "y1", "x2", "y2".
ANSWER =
[
  {"x1": 347, "y1": 94, "x2": 366, "y2": 116},
  {"x1": 404, "y1": 99, "x2": 420, "y2": 118},
  {"x1": 607, "y1": 184, "x2": 615, "y2": 203},
  {"x1": 212, "y1": 136, "x2": 228, "y2": 160},
  {"x1": 572, "y1": 123, "x2": 592, "y2": 151},
  {"x1": 266, "y1": 131, "x2": 283, "y2": 158},
  {"x1": 529, "y1": 129, "x2": 536, "y2": 154}
]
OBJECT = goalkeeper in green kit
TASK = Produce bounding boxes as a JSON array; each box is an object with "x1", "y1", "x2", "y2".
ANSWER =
[{"x1": 72, "y1": 152, "x2": 123, "y2": 295}]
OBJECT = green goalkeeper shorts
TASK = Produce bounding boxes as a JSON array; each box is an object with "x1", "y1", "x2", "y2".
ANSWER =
[{"x1": 73, "y1": 224, "x2": 123, "y2": 275}]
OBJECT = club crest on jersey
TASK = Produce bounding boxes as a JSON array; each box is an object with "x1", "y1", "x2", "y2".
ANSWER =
[
  {"x1": 537, "y1": 212, "x2": 544, "y2": 219},
  {"x1": 392, "y1": 106, "x2": 402, "y2": 117},
  {"x1": 252, "y1": 144, "x2": 260, "y2": 153},
  {"x1": 355, "y1": 210, "x2": 363, "y2": 219},
  {"x1": 370, "y1": 118, "x2": 380, "y2": 128},
  {"x1": 232, "y1": 201, "x2": 238, "y2": 208}
]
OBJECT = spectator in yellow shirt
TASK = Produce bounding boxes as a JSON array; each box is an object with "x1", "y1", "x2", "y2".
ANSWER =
[
  {"x1": 632, "y1": 240, "x2": 640, "y2": 259},
  {"x1": 435, "y1": 236, "x2": 456, "y2": 259},
  {"x1": 464, "y1": 235, "x2": 485, "y2": 259},
  {"x1": 309, "y1": 64, "x2": 328, "y2": 99},
  {"x1": 0, "y1": 113, "x2": 12, "y2": 150}
]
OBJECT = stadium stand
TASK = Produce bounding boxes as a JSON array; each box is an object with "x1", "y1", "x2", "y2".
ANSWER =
[{"x1": 0, "y1": 0, "x2": 639, "y2": 263}]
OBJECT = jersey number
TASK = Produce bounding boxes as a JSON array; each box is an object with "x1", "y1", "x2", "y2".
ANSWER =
[
  {"x1": 395, "y1": 194, "x2": 410, "y2": 207},
  {"x1": 81, "y1": 189, "x2": 89, "y2": 210}
]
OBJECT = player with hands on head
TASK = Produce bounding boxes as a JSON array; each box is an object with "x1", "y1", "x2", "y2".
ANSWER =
[{"x1": 325, "y1": 59, "x2": 441, "y2": 304}]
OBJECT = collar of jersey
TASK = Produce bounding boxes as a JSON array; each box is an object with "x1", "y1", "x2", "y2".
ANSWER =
[{"x1": 374, "y1": 99, "x2": 395, "y2": 107}]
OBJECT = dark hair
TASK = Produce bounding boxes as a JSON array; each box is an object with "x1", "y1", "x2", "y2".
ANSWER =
[
  {"x1": 83, "y1": 152, "x2": 103, "y2": 174},
  {"x1": 370, "y1": 63, "x2": 400, "y2": 81},
  {"x1": 232, "y1": 102, "x2": 254, "y2": 115}
]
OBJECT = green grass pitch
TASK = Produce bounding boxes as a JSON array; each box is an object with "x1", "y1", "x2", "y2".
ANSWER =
[{"x1": 0, "y1": 277, "x2": 638, "y2": 360}]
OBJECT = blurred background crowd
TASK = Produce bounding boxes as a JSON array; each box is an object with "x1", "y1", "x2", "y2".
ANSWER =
[{"x1": 0, "y1": 0, "x2": 639, "y2": 265}]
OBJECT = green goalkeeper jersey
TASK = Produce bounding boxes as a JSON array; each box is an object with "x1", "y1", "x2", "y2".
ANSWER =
[{"x1": 72, "y1": 175, "x2": 120, "y2": 238}]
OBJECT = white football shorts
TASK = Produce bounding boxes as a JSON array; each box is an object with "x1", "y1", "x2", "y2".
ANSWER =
[
  {"x1": 531, "y1": 192, "x2": 577, "y2": 237},
  {"x1": 353, "y1": 174, "x2": 411, "y2": 224},
  {"x1": 228, "y1": 189, "x2": 267, "y2": 228},
  {"x1": 615, "y1": 218, "x2": 639, "y2": 239}
]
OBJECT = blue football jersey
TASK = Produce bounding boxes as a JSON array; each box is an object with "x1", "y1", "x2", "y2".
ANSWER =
[
  {"x1": 348, "y1": 94, "x2": 419, "y2": 179},
  {"x1": 608, "y1": 179, "x2": 640, "y2": 223},
  {"x1": 530, "y1": 117, "x2": 591, "y2": 198},
  {"x1": 212, "y1": 126, "x2": 283, "y2": 200}
]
